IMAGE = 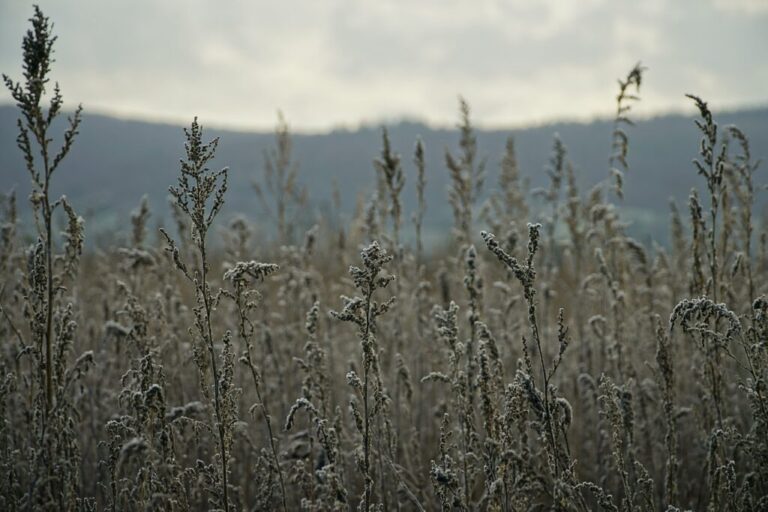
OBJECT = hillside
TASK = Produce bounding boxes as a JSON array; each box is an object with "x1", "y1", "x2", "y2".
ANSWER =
[{"x1": 2, "y1": 104, "x2": 767, "y2": 245}]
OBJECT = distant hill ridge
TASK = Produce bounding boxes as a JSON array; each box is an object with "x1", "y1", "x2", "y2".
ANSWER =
[{"x1": 2, "y1": 104, "x2": 767, "y2": 244}]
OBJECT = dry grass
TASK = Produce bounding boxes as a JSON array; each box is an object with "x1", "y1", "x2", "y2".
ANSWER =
[{"x1": 1, "y1": 6, "x2": 767, "y2": 512}]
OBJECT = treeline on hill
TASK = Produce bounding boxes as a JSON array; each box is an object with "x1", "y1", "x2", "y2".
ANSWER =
[
  {"x1": 3, "y1": 84, "x2": 768, "y2": 245},
  {"x1": 1, "y1": 6, "x2": 767, "y2": 512}
]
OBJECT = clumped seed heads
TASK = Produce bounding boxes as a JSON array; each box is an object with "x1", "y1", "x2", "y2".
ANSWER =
[
  {"x1": 330, "y1": 241, "x2": 395, "y2": 511},
  {"x1": 162, "y1": 118, "x2": 234, "y2": 511}
]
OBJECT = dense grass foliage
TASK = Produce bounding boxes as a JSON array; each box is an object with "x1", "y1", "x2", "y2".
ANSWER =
[{"x1": 1, "y1": 6, "x2": 767, "y2": 512}]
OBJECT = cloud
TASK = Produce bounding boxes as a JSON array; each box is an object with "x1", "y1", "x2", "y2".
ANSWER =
[
  {"x1": 1, "y1": 0, "x2": 766, "y2": 131},
  {"x1": 712, "y1": 0, "x2": 768, "y2": 14}
]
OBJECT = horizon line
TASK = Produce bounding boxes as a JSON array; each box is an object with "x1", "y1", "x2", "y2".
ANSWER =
[{"x1": 2, "y1": 100, "x2": 767, "y2": 136}]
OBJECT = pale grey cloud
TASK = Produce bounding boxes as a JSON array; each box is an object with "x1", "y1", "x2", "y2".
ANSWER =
[
  {"x1": 713, "y1": 0, "x2": 768, "y2": 14},
  {"x1": 1, "y1": 0, "x2": 766, "y2": 131}
]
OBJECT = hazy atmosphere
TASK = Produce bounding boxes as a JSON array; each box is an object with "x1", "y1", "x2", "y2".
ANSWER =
[
  {"x1": 2, "y1": 2, "x2": 768, "y2": 511},
  {"x1": 2, "y1": 0, "x2": 767, "y2": 130}
]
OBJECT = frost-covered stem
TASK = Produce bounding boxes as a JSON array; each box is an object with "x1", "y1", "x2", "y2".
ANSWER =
[
  {"x1": 234, "y1": 282, "x2": 287, "y2": 512},
  {"x1": 527, "y1": 286, "x2": 561, "y2": 477},
  {"x1": 199, "y1": 239, "x2": 230, "y2": 511},
  {"x1": 41, "y1": 140, "x2": 53, "y2": 413},
  {"x1": 710, "y1": 206, "x2": 718, "y2": 303},
  {"x1": 362, "y1": 284, "x2": 374, "y2": 512},
  {"x1": 251, "y1": 362, "x2": 286, "y2": 510}
]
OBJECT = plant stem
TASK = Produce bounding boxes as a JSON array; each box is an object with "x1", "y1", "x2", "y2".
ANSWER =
[
  {"x1": 200, "y1": 239, "x2": 229, "y2": 511},
  {"x1": 362, "y1": 284, "x2": 373, "y2": 512}
]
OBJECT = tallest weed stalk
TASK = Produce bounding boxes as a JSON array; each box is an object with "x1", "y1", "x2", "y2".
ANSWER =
[
  {"x1": 3, "y1": 5, "x2": 82, "y2": 413},
  {"x1": 161, "y1": 119, "x2": 232, "y2": 510}
]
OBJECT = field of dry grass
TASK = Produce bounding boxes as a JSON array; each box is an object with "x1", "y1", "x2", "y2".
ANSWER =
[{"x1": 1, "y1": 7, "x2": 767, "y2": 512}]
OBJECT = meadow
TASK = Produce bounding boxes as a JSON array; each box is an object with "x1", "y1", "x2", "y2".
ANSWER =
[{"x1": 1, "y1": 6, "x2": 767, "y2": 512}]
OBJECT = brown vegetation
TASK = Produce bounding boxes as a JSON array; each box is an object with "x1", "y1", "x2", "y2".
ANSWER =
[{"x1": 1, "y1": 6, "x2": 766, "y2": 511}]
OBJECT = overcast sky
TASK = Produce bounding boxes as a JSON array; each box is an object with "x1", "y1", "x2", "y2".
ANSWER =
[{"x1": 1, "y1": 0, "x2": 767, "y2": 132}]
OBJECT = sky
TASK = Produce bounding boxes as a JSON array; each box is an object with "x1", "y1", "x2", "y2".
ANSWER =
[{"x1": 1, "y1": 0, "x2": 767, "y2": 132}]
